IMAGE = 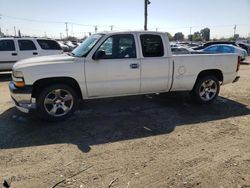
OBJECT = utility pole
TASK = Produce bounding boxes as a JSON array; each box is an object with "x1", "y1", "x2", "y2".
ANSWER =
[
  {"x1": 233, "y1": 24, "x2": 237, "y2": 37},
  {"x1": 60, "y1": 33, "x2": 62, "y2": 40},
  {"x1": 14, "y1": 26, "x2": 16, "y2": 36},
  {"x1": 189, "y1": 27, "x2": 192, "y2": 42},
  {"x1": 156, "y1": 28, "x2": 158, "y2": 32},
  {"x1": 110, "y1": 25, "x2": 114, "y2": 31},
  {"x1": 94, "y1": 25, "x2": 98, "y2": 33},
  {"x1": 144, "y1": 0, "x2": 151, "y2": 31},
  {"x1": 65, "y1": 22, "x2": 69, "y2": 38}
]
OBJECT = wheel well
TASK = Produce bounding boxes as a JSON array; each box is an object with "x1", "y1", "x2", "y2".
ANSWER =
[
  {"x1": 196, "y1": 69, "x2": 223, "y2": 83},
  {"x1": 32, "y1": 77, "x2": 83, "y2": 99},
  {"x1": 193, "y1": 69, "x2": 223, "y2": 90}
]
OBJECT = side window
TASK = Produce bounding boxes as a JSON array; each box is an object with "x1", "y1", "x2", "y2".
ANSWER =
[
  {"x1": 18, "y1": 40, "x2": 37, "y2": 51},
  {"x1": 37, "y1": 40, "x2": 62, "y2": 50},
  {"x1": 140, "y1": 34, "x2": 164, "y2": 57},
  {"x1": 221, "y1": 46, "x2": 233, "y2": 53},
  {"x1": 96, "y1": 34, "x2": 136, "y2": 59},
  {"x1": 0, "y1": 40, "x2": 15, "y2": 51},
  {"x1": 205, "y1": 46, "x2": 219, "y2": 52},
  {"x1": 99, "y1": 37, "x2": 113, "y2": 56},
  {"x1": 180, "y1": 48, "x2": 189, "y2": 54},
  {"x1": 171, "y1": 48, "x2": 177, "y2": 52}
]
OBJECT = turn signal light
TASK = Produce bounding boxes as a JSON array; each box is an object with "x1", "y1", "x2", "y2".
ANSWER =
[{"x1": 14, "y1": 81, "x2": 25, "y2": 87}]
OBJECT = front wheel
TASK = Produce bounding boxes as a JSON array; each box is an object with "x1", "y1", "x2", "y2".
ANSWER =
[
  {"x1": 37, "y1": 84, "x2": 78, "y2": 121},
  {"x1": 191, "y1": 75, "x2": 220, "y2": 104}
]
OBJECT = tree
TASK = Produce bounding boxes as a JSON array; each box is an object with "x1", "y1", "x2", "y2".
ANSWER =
[
  {"x1": 166, "y1": 32, "x2": 173, "y2": 41},
  {"x1": 193, "y1": 32, "x2": 202, "y2": 41},
  {"x1": 200, "y1": 28, "x2": 210, "y2": 41},
  {"x1": 66, "y1": 36, "x2": 77, "y2": 41},
  {"x1": 174, "y1": 32, "x2": 184, "y2": 41}
]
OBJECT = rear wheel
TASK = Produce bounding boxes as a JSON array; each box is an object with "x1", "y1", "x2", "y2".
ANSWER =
[
  {"x1": 192, "y1": 75, "x2": 220, "y2": 104},
  {"x1": 37, "y1": 84, "x2": 78, "y2": 121}
]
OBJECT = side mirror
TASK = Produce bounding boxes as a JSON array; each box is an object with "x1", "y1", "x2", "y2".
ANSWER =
[{"x1": 93, "y1": 50, "x2": 106, "y2": 60}]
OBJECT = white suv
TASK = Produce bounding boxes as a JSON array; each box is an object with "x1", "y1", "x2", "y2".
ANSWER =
[{"x1": 0, "y1": 38, "x2": 63, "y2": 71}]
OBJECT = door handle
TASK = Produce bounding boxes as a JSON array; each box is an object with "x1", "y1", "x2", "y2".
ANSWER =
[
  {"x1": 130, "y1": 63, "x2": 139, "y2": 69},
  {"x1": 12, "y1": 53, "x2": 18, "y2": 56},
  {"x1": 33, "y1": 52, "x2": 38, "y2": 55}
]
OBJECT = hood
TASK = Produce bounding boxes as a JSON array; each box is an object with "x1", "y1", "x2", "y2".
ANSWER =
[{"x1": 13, "y1": 53, "x2": 75, "y2": 70}]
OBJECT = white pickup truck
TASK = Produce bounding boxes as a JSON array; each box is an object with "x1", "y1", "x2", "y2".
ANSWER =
[{"x1": 9, "y1": 31, "x2": 240, "y2": 120}]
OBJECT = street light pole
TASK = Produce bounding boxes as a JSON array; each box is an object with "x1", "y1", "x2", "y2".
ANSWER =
[{"x1": 144, "y1": 0, "x2": 151, "y2": 31}]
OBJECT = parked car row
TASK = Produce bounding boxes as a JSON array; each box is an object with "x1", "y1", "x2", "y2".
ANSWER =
[
  {"x1": 57, "y1": 40, "x2": 82, "y2": 52},
  {"x1": 0, "y1": 36, "x2": 248, "y2": 72},
  {"x1": 171, "y1": 41, "x2": 248, "y2": 60}
]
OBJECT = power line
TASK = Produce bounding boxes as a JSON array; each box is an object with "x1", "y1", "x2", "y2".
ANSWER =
[
  {"x1": 0, "y1": 14, "x2": 114, "y2": 28},
  {"x1": 1, "y1": 14, "x2": 63, "y2": 24}
]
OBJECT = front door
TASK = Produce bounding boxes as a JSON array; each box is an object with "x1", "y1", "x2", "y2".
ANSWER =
[{"x1": 85, "y1": 34, "x2": 140, "y2": 97}]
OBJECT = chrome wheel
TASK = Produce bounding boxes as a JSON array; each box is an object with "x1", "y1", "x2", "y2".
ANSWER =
[
  {"x1": 199, "y1": 79, "x2": 218, "y2": 101},
  {"x1": 44, "y1": 89, "x2": 74, "y2": 117}
]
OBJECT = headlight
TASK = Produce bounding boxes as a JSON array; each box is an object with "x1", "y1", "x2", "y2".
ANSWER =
[
  {"x1": 12, "y1": 70, "x2": 25, "y2": 87},
  {"x1": 12, "y1": 70, "x2": 24, "y2": 78}
]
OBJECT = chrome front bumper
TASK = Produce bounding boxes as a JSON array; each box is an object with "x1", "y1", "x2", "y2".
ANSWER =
[{"x1": 9, "y1": 82, "x2": 36, "y2": 113}]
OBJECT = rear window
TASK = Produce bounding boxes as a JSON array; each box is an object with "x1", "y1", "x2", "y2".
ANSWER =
[
  {"x1": 0, "y1": 40, "x2": 15, "y2": 51},
  {"x1": 37, "y1": 39, "x2": 62, "y2": 50},
  {"x1": 140, "y1": 34, "x2": 164, "y2": 57},
  {"x1": 18, "y1": 40, "x2": 37, "y2": 51}
]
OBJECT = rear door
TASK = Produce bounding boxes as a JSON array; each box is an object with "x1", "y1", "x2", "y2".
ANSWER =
[
  {"x1": 139, "y1": 34, "x2": 171, "y2": 93},
  {"x1": 0, "y1": 39, "x2": 18, "y2": 71},
  {"x1": 17, "y1": 39, "x2": 39, "y2": 60},
  {"x1": 85, "y1": 34, "x2": 140, "y2": 97}
]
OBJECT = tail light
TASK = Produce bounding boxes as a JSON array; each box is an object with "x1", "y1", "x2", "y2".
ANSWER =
[{"x1": 236, "y1": 56, "x2": 241, "y2": 72}]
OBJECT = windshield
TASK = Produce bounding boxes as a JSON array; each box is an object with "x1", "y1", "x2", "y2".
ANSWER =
[{"x1": 72, "y1": 34, "x2": 104, "y2": 57}]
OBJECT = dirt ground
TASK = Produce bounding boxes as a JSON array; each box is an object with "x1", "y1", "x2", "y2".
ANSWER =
[{"x1": 0, "y1": 57, "x2": 250, "y2": 188}]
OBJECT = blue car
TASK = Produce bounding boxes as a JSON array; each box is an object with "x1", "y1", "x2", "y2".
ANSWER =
[{"x1": 202, "y1": 44, "x2": 248, "y2": 60}]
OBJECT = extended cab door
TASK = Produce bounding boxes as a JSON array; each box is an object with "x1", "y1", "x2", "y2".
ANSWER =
[
  {"x1": 17, "y1": 39, "x2": 39, "y2": 59},
  {"x1": 85, "y1": 34, "x2": 140, "y2": 97},
  {"x1": 139, "y1": 34, "x2": 171, "y2": 93},
  {"x1": 0, "y1": 39, "x2": 18, "y2": 71}
]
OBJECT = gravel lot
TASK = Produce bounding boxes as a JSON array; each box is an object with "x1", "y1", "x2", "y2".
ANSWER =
[{"x1": 0, "y1": 57, "x2": 250, "y2": 188}]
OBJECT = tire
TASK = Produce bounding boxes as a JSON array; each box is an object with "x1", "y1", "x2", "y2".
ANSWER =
[
  {"x1": 191, "y1": 75, "x2": 220, "y2": 104},
  {"x1": 37, "y1": 84, "x2": 78, "y2": 121}
]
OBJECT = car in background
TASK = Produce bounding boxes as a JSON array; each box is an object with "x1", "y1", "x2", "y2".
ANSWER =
[
  {"x1": 193, "y1": 41, "x2": 240, "y2": 50},
  {"x1": 171, "y1": 46, "x2": 198, "y2": 55},
  {"x1": 0, "y1": 38, "x2": 63, "y2": 71},
  {"x1": 237, "y1": 42, "x2": 250, "y2": 55},
  {"x1": 65, "y1": 41, "x2": 77, "y2": 51},
  {"x1": 202, "y1": 44, "x2": 248, "y2": 60},
  {"x1": 57, "y1": 41, "x2": 70, "y2": 52}
]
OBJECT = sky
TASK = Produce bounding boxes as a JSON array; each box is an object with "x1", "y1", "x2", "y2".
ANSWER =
[{"x1": 0, "y1": 0, "x2": 250, "y2": 39}]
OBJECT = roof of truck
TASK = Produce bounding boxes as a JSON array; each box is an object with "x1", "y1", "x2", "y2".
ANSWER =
[{"x1": 96, "y1": 30, "x2": 166, "y2": 35}]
